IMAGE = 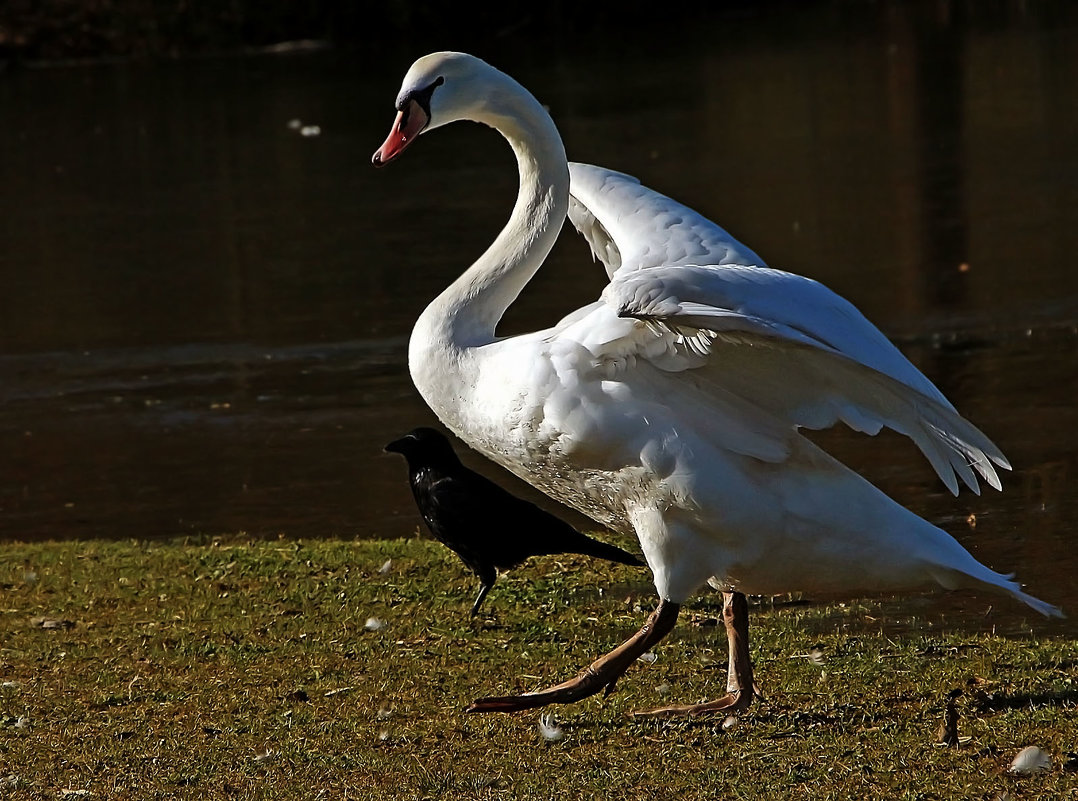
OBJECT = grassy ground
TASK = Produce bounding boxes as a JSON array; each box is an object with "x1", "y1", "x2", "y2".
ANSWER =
[{"x1": 1, "y1": 535, "x2": 1074, "y2": 799}]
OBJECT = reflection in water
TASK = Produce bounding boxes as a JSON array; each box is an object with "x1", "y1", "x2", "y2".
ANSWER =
[
  {"x1": 914, "y1": 7, "x2": 968, "y2": 310},
  {"x1": 1, "y1": 5, "x2": 1077, "y2": 629}
]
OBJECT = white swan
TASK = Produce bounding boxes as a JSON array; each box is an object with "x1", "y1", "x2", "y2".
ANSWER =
[{"x1": 372, "y1": 52, "x2": 1060, "y2": 716}]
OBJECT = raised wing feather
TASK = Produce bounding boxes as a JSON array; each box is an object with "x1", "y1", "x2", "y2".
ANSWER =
[
  {"x1": 601, "y1": 267, "x2": 1009, "y2": 495},
  {"x1": 564, "y1": 166, "x2": 1009, "y2": 496},
  {"x1": 567, "y1": 163, "x2": 767, "y2": 279},
  {"x1": 606, "y1": 264, "x2": 956, "y2": 408}
]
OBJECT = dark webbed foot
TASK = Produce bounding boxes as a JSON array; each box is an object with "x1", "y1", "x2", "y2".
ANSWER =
[
  {"x1": 467, "y1": 599, "x2": 681, "y2": 713},
  {"x1": 633, "y1": 591, "x2": 757, "y2": 719},
  {"x1": 632, "y1": 689, "x2": 756, "y2": 718}
]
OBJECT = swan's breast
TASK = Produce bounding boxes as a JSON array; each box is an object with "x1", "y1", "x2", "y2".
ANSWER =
[
  {"x1": 452, "y1": 337, "x2": 692, "y2": 532},
  {"x1": 409, "y1": 312, "x2": 701, "y2": 532}
]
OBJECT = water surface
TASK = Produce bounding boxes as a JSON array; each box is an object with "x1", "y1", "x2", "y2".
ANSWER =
[{"x1": 1, "y1": 6, "x2": 1076, "y2": 629}]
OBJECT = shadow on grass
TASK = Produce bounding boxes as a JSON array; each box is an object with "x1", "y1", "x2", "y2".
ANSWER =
[{"x1": 974, "y1": 688, "x2": 1078, "y2": 712}]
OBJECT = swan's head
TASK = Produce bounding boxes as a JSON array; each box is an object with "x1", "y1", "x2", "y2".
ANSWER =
[{"x1": 372, "y1": 52, "x2": 505, "y2": 167}]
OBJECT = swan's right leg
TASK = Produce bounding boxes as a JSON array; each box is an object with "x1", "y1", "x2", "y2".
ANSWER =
[
  {"x1": 466, "y1": 598, "x2": 680, "y2": 713},
  {"x1": 633, "y1": 590, "x2": 757, "y2": 717}
]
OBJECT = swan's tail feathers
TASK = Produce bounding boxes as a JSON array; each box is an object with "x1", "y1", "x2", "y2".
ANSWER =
[
  {"x1": 1012, "y1": 589, "x2": 1066, "y2": 619},
  {"x1": 927, "y1": 565, "x2": 1063, "y2": 618}
]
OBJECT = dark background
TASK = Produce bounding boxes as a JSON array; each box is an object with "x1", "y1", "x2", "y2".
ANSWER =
[{"x1": 2, "y1": 1, "x2": 1075, "y2": 64}]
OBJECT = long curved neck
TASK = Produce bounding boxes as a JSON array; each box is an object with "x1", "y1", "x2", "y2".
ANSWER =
[{"x1": 415, "y1": 88, "x2": 569, "y2": 351}]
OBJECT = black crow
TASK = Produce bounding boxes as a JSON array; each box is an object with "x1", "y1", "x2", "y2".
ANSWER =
[{"x1": 385, "y1": 427, "x2": 644, "y2": 616}]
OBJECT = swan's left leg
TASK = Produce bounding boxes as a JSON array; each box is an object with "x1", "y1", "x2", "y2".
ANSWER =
[
  {"x1": 634, "y1": 590, "x2": 756, "y2": 717},
  {"x1": 466, "y1": 598, "x2": 680, "y2": 713}
]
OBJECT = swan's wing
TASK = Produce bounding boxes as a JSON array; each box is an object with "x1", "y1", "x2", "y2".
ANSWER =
[
  {"x1": 608, "y1": 263, "x2": 955, "y2": 408},
  {"x1": 567, "y1": 163, "x2": 767, "y2": 279},
  {"x1": 563, "y1": 166, "x2": 1007, "y2": 494},
  {"x1": 595, "y1": 265, "x2": 1009, "y2": 496},
  {"x1": 565, "y1": 165, "x2": 948, "y2": 406}
]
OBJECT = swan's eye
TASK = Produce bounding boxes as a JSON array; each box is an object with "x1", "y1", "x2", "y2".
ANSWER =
[{"x1": 399, "y1": 76, "x2": 445, "y2": 118}]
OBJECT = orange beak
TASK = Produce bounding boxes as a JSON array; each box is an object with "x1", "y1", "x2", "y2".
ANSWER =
[{"x1": 371, "y1": 100, "x2": 429, "y2": 167}]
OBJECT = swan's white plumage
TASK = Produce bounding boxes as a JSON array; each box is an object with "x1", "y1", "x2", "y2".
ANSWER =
[
  {"x1": 384, "y1": 52, "x2": 1059, "y2": 619},
  {"x1": 564, "y1": 166, "x2": 1010, "y2": 495},
  {"x1": 600, "y1": 267, "x2": 1008, "y2": 495},
  {"x1": 567, "y1": 163, "x2": 768, "y2": 277}
]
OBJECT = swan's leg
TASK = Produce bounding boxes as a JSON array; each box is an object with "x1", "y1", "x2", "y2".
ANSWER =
[
  {"x1": 634, "y1": 591, "x2": 756, "y2": 718},
  {"x1": 466, "y1": 598, "x2": 680, "y2": 713}
]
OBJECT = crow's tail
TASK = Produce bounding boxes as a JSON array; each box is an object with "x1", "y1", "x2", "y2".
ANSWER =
[{"x1": 569, "y1": 535, "x2": 645, "y2": 567}]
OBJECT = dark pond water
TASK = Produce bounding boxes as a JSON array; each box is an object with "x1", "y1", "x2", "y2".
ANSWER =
[{"x1": 1, "y1": 6, "x2": 1076, "y2": 628}]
